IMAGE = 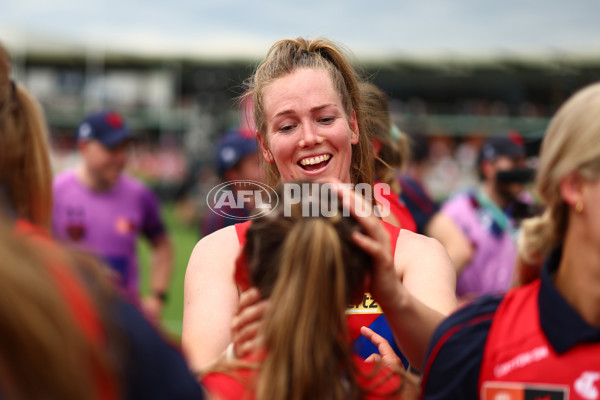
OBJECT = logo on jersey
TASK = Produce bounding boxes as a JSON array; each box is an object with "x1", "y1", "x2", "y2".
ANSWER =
[
  {"x1": 115, "y1": 217, "x2": 137, "y2": 235},
  {"x1": 574, "y1": 371, "x2": 600, "y2": 400},
  {"x1": 346, "y1": 293, "x2": 383, "y2": 314},
  {"x1": 481, "y1": 381, "x2": 567, "y2": 400},
  {"x1": 494, "y1": 346, "x2": 549, "y2": 378}
]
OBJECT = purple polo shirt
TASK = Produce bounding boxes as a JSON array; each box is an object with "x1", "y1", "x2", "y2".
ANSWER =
[
  {"x1": 52, "y1": 170, "x2": 166, "y2": 302},
  {"x1": 441, "y1": 190, "x2": 517, "y2": 298}
]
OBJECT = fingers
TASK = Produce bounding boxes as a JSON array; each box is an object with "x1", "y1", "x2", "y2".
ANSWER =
[
  {"x1": 236, "y1": 287, "x2": 261, "y2": 317},
  {"x1": 364, "y1": 353, "x2": 383, "y2": 363},
  {"x1": 329, "y1": 184, "x2": 391, "y2": 249},
  {"x1": 361, "y1": 326, "x2": 403, "y2": 369},
  {"x1": 360, "y1": 326, "x2": 387, "y2": 348},
  {"x1": 231, "y1": 287, "x2": 268, "y2": 359}
]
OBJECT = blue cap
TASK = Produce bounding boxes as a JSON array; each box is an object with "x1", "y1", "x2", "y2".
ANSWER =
[
  {"x1": 77, "y1": 111, "x2": 132, "y2": 149},
  {"x1": 479, "y1": 131, "x2": 525, "y2": 163},
  {"x1": 214, "y1": 129, "x2": 258, "y2": 178}
]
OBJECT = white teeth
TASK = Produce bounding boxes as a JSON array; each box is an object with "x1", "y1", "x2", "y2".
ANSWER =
[{"x1": 300, "y1": 154, "x2": 331, "y2": 166}]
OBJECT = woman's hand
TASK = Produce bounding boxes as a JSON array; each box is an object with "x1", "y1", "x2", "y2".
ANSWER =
[
  {"x1": 331, "y1": 183, "x2": 402, "y2": 309},
  {"x1": 361, "y1": 326, "x2": 405, "y2": 370},
  {"x1": 231, "y1": 287, "x2": 269, "y2": 359}
]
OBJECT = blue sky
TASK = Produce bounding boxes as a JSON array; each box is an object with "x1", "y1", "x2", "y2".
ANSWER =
[{"x1": 2, "y1": 0, "x2": 600, "y2": 60}]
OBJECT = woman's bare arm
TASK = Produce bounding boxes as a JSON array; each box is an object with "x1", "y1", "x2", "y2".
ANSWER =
[
  {"x1": 394, "y1": 230, "x2": 458, "y2": 317},
  {"x1": 425, "y1": 212, "x2": 473, "y2": 274},
  {"x1": 181, "y1": 226, "x2": 240, "y2": 371}
]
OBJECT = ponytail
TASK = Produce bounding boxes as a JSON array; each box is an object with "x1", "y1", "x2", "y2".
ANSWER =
[
  {"x1": 257, "y1": 219, "x2": 359, "y2": 400},
  {"x1": 0, "y1": 79, "x2": 53, "y2": 231}
]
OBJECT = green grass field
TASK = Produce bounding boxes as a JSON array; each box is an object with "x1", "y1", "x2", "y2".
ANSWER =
[{"x1": 137, "y1": 203, "x2": 201, "y2": 341}]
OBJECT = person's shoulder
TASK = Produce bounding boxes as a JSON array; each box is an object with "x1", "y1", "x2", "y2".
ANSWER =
[
  {"x1": 53, "y1": 168, "x2": 77, "y2": 189},
  {"x1": 430, "y1": 294, "x2": 502, "y2": 349},
  {"x1": 396, "y1": 227, "x2": 443, "y2": 255},
  {"x1": 441, "y1": 189, "x2": 473, "y2": 206},
  {"x1": 421, "y1": 294, "x2": 504, "y2": 400},
  {"x1": 439, "y1": 189, "x2": 476, "y2": 218},
  {"x1": 119, "y1": 173, "x2": 151, "y2": 192},
  {"x1": 192, "y1": 225, "x2": 240, "y2": 260}
]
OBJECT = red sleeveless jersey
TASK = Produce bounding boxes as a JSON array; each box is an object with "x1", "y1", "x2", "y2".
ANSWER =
[
  {"x1": 479, "y1": 280, "x2": 600, "y2": 400},
  {"x1": 375, "y1": 180, "x2": 417, "y2": 232}
]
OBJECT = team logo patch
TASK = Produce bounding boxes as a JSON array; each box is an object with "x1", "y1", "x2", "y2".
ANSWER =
[
  {"x1": 66, "y1": 223, "x2": 86, "y2": 241},
  {"x1": 346, "y1": 293, "x2": 383, "y2": 314},
  {"x1": 482, "y1": 381, "x2": 567, "y2": 400},
  {"x1": 115, "y1": 217, "x2": 137, "y2": 235},
  {"x1": 574, "y1": 371, "x2": 600, "y2": 400}
]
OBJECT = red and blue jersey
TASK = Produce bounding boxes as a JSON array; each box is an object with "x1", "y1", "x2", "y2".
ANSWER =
[{"x1": 422, "y1": 247, "x2": 600, "y2": 399}]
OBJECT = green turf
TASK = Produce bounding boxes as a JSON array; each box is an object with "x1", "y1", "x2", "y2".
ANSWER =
[{"x1": 137, "y1": 203, "x2": 201, "y2": 340}]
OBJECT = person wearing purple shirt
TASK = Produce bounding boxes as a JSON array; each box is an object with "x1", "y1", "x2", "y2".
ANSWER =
[
  {"x1": 440, "y1": 133, "x2": 536, "y2": 302},
  {"x1": 52, "y1": 110, "x2": 174, "y2": 322}
]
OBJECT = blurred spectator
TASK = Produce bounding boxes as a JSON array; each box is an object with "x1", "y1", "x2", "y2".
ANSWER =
[
  {"x1": 399, "y1": 134, "x2": 474, "y2": 272},
  {"x1": 439, "y1": 131, "x2": 536, "y2": 302},
  {"x1": 1, "y1": 42, "x2": 204, "y2": 400},
  {"x1": 360, "y1": 81, "x2": 416, "y2": 232},
  {"x1": 201, "y1": 128, "x2": 263, "y2": 236},
  {"x1": 52, "y1": 110, "x2": 174, "y2": 323}
]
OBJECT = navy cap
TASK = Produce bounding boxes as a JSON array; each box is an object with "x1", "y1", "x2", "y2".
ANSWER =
[
  {"x1": 77, "y1": 111, "x2": 132, "y2": 149},
  {"x1": 479, "y1": 131, "x2": 525, "y2": 163},
  {"x1": 214, "y1": 129, "x2": 258, "y2": 178}
]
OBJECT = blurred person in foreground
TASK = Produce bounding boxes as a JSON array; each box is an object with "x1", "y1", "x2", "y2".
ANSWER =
[
  {"x1": 0, "y1": 43, "x2": 205, "y2": 400},
  {"x1": 439, "y1": 131, "x2": 535, "y2": 302},
  {"x1": 0, "y1": 214, "x2": 209, "y2": 400},
  {"x1": 201, "y1": 128, "x2": 264, "y2": 237},
  {"x1": 52, "y1": 110, "x2": 174, "y2": 322},
  {"x1": 422, "y1": 81, "x2": 600, "y2": 400}
]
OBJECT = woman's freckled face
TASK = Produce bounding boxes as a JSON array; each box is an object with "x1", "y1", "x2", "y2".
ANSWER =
[{"x1": 260, "y1": 68, "x2": 359, "y2": 183}]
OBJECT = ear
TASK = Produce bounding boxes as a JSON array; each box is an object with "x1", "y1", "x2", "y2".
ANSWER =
[
  {"x1": 77, "y1": 140, "x2": 88, "y2": 154},
  {"x1": 257, "y1": 133, "x2": 274, "y2": 164},
  {"x1": 481, "y1": 159, "x2": 495, "y2": 181},
  {"x1": 559, "y1": 172, "x2": 585, "y2": 209},
  {"x1": 349, "y1": 109, "x2": 359, "y2": 145},
  {"x1": 372, "y1": 138, "x2": 382, "y2": 157}
]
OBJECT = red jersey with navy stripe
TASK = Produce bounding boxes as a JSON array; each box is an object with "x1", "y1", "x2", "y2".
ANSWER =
[
  {"x1": 421, "y1": 247, "x2": 600, "y2": 400},
  {"x1": 478, "y1": 279, "x2": 600, "y2": 400},
  {"x1": 234, "y1": 220, "x2": 409, "y2": 366}
]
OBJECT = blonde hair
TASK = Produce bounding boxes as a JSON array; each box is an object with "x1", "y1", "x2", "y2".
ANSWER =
[
  {"x1": 240, "y1": 182, "x2": 403, "y2": 400},
  {"x1": 359, "y1": 82, "x2": 409, "y2": 194},
  {"x1": 243, "y1": 37, "x2": 373, "y2": 188},
  {"x1": 519, "y1": 82, "x2": 600, "y2": 264},
  {"x1": 0, "y1": 44, "x2": 53, "y2": 231},
  {"x1": 0, "y1": 218, "x2": 104, "y2": 400}
]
